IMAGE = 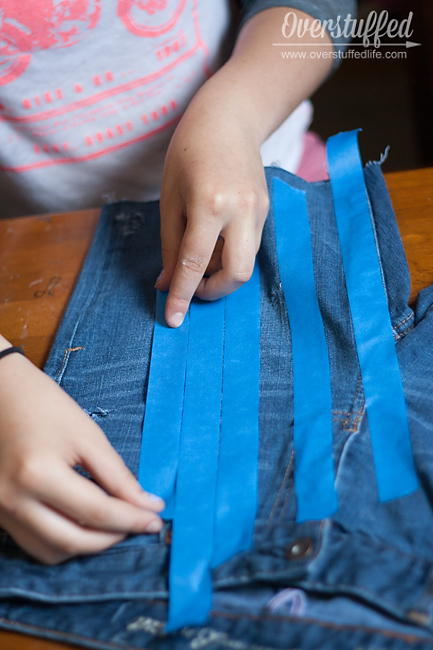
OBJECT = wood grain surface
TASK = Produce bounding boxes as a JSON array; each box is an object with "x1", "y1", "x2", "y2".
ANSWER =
[
  {"x1": 0, "y1": 208, "x2": 100, "y2": 368},
  {"x1": 0, "y1": 168, "x2": 432, "y2": 650},
  {"x1": 385, "y1": 167, "x2": 433, "y2": 300},
  {"x1": 0, "y1": 631, "x2": 72, "y2": 650}
]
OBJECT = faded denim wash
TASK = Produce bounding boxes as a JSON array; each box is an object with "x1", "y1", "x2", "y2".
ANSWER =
[{"x1": 1, "y1": 162, "x2": 433, "y2": 649}]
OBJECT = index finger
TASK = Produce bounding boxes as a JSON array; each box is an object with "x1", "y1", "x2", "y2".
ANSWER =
[{"x1": 165, "y1": 219, "x2": 222, "y2": 327}]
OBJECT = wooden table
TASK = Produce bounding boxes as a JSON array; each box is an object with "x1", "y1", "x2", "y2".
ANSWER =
[{"x1": 0, "y1": 168, "x2": 433, "y2": 649}]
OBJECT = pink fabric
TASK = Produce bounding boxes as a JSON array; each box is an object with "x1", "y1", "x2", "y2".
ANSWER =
[{"x1": 296, "y1": 131, "x2": 329, "y2": 182}]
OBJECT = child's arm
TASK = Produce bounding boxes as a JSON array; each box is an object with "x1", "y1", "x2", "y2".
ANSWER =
[
  {"x1": 0, "y1": 335, "x2": 164, "y2": 564},
  {"x1": 156, "y1": 6, "x2": 338, "y2": 327}
]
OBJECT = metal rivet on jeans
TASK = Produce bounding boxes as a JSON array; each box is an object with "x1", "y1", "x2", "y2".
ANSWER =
[
  {"x1": 285, "y1": 537, "x2": 314, "y2": 560},
  {"x1": 164, "y1": 529, "x2": 172, "y2": 545}
]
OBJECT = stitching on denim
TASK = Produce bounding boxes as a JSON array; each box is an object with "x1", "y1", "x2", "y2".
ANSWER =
[
  {"x1": 348, "y1": 374, "x2": 362, "y2": 409},
  {"x1": 4, "y1": 611, "x2": 430, "y2": 649},
  {"x1": 210, "y1": 611, "x2": 433, "y2": 644},
  {"x1": 332, "y1": 398, "x2": 365, "y2": 433},
  {"x1": 8, "y1": 539, "x2": 425, "y2": 597},
  {"x1": 277, "y1": 460, "x2": 295, "y2": 523},
  {"x1": 331, "y1": 377, "x2": 364, "y2": 432},
  {"x1": 335, "y1": 376, "x2": 365, "y2": 433},
  {"x1": 345, "y1": 400, "x2": 365, "y2": 433},
  {"x1": 395, "y1": 323, "x2": 415, "y2": 342},
  {"x1": 277, "y1": 479, "x2": 291, "y2": 523},
  {"x1": 56, "y1": 347, "x2": 84, "y2": 380},
  {"x1": 6, "y1": 532, "x2": 426, "y2": 600},
  {"x1": 342, "y1": 406, "x2": 353, "y2": 430},
  {"x1": 266, "y1": 450, "x2": 294, "y2": 527},
  {"x1": 335, "y1": 375, "x2": 362, "y2": 418},
  {"x1": 88, "y1": 594, "x2": 431, "y2": 646},
  {"x1": 0, "y1": 586, "x2": 168, "y2": 600},
  {"x1": 393, "y1": 311, "x2": 414, "y2": 331}
]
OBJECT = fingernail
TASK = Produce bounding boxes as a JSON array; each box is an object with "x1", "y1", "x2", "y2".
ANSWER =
[
  {"x1": 147, "y1": 492, "x2": 164, "y2": 502},
  {"x1": 145, "y1": 519, "x2": 162, "y2": 534},
  {"x1": 143, "y1": 491, "x2": 165, "y2": 506},
  {"x1": 154, "y1": 270, "x2": 165, "y2": 287},
  {"x1": 169, "y1": 312, "x2": 184, "y2": 328}
]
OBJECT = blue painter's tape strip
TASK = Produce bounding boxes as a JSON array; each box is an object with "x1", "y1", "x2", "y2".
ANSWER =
[
  {"x1": 273, "y1": 178, "x2": 338, "y2": 523},
  {"x1": 211, "y1": 262, "x2": 261, "y2": 569},
  {"x1": 327, "y1": 130, "x2": 418, "y2": 502},
  {"x1": 166, "y1": 296, "x2": 225, "y2": 632},
  {"x1": 138, "y1": 291, "x2": 189, "y2": 520}
]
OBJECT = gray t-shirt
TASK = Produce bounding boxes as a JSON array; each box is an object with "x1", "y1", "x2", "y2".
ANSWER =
[{"x1": 0, "y1": 0, "x2": 355, "y2": 218}]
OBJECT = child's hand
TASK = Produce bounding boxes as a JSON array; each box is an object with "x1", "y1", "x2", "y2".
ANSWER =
[
  {"x1": 0, "y1": 347, "x2": 164, "y2": 565},
  {"x1": 156, "y1": 7, "x2": 333, "y2": 327},
  {"x1": 156, "y1": 84, "x2": 269, "y2": 327}
]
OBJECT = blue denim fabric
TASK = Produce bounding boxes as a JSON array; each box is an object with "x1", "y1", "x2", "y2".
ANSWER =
[{"x1": 1, "y1": 163, "x2": 433, "y2": 649}]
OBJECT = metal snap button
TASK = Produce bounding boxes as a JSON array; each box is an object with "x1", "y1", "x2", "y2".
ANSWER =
[{"x1": 285, "y1": 537, "x2": 314, "y2": 560}]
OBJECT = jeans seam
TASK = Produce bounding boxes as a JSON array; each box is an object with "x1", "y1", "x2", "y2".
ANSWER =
[
  {"x1": 56, "y1": 346, "x2": 85, "y2": 380},
  {"x1": 332, "y1": 375, "x2": 365, "y2": 433},
  {"x1": 408, "y1": 300, "x2": 433, "y2": 330},
  {"x1": 343, "y1": 402, "x2": 365, "y2": 433},
  {"x1": 339, "y1": 401, "x2": 365, "y2": 434},
  {"x1": 395, "y1": 323, "x2": 415, "y2": 343},
  {"x1": 342, "y1": 375, "x2": 362, "y2": 424},
  {"x1": 277, "y1": 468, "x2": 293, "y2": 523},
  {"x1": 53, "y1": 212, "x2": 113, "y2": 384},
  {"x1": 393, "y1": 311, "x2": 414, "y2": 331},
  {"x1": 210, "y1": 610, "x2": 433, "y2": 643},
  {"x1": 266, "y1": 450, "x2": 294, "y2": 526}
]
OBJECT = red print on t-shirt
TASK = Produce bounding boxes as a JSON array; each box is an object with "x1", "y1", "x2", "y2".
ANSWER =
[
  {"x1": 0, "y1": 0, "x2": 212, "y2": 173},
  {"x1": 0, "y1": 1, "x2": 101, "y2": 85},
  {"x1": 117, "y1": 0, "x2": 186, "y2": 37}
]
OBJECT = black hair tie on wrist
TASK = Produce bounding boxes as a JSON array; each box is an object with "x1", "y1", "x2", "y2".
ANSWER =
[{"x1": 0, "y1": 346, "x2": 26, "y2": 361}]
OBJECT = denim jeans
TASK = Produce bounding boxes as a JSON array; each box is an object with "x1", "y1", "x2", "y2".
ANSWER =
[{"x1": 1, "y1": 162, "x2": 433, "y2": 649}]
